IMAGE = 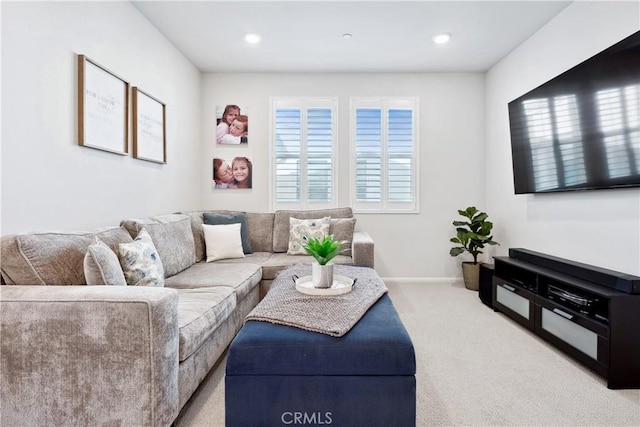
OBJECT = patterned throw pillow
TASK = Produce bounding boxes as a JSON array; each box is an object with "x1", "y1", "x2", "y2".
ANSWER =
[
  {"x1": 84, "y1": 237, "x2": 127, "y2": 286},
  {"x1": 287, "y1": 217, "x2": 331, "y2": 255},
  {"x1": 118, "y1": 228, "x2": 165, "y2": 287}
]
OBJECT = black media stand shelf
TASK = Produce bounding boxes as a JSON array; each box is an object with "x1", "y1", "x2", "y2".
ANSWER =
[{"x1": 492, "y1": 248, "x2": 640, "y2": 389}]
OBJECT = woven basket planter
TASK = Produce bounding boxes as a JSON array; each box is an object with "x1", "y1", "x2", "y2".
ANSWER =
[{"x1": 462, "y1": 262, "x2": 480, "y2": 291}]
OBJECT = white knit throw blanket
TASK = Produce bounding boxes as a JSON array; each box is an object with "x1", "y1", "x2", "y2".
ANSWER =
[{"x1": 245, "y1": 264, "x2": 388, "y2": 337}]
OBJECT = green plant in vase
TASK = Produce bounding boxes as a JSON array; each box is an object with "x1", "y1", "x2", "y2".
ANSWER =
[
  {"x1": 302, "y1": 235, "x2": 347, "y2": 288},
  {"x1": 449, "y1": 206, "x2": 499, "y2": 290},
  {"x1": 302, "y1": 235, "x2": 346, "y2": 265}
]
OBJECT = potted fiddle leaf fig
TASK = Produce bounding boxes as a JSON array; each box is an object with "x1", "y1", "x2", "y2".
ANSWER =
[
  {"x1": 302, "y1": 235, "x2": 347, "y2": 288},
  {"x1": 449, "y1": 206, "x2": 499, "y2": 290}
]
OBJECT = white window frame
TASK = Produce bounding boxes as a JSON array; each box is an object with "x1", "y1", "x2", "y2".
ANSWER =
[
  {"x1": 269, "y1": 97, "x2": 338, "y2": 211},
  {"x1": 349, "y1": 97, "x2": 419, "y2": 213}
]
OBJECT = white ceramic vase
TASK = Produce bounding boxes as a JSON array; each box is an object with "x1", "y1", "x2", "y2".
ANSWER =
[{"x1": 312, "y1": 262, "x2": 334, "y2": 289}]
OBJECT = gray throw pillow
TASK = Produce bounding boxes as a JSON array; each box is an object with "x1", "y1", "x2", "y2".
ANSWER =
[
  {"x1": 84, "y1": 237, "x2": 127, "y2": 286},
  {"x1": 329, "y1": 217, "x2": 356, "y2": 256},
  {"x1": 203, "y1": 212, "x2": 253, "y2": 254}
]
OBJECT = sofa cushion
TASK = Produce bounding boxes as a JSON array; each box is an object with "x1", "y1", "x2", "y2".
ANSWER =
[
  {"x1": 119, "y1": 217, "x2": 156, "y2": 238},
  {"x1": 176, "y1": 287, "x2": 236, "y2": 362},
  {"x1": 287, "y1": 217, "x2": 331, "y2": 255},
  {"x1": 146, "y1": 216, "x2": 196, "y2": 277},
  {"x1": 84, "y1": 237, "x2": 127, "y2": 286},
  {"x1": 273, "y1": 207, "x2": 353, "y2": 253},
  {"x1": 177, "y1": 211, "x2": 209, "y2": 263},
  {"x1": 178, "y1": 211, "x2": 274, "y2": 263},
  {"x1": 205, "y1": 251, "x2": 272, "y2": 266},
  {"x1": 330, "y1": 217, "x2": 357, "y2": 256},
  {"x1": 1, "y1": 227, "x2": 132, "y2": 285},
  {"x1": 118, "y1": 229, "x2": 165, "y2": 287},
  {"x1": 165, "y1": 262, "x2": 262, "y2": 301},
  {"x1": 245, "y1": 212, "x2": 275, "y2": 253},
  {"x1": 120, "y1": 214, "x2": 195, "y2": 278},
  {"x1": 203, "y1": 212, "x2": 253, "y2": 254}
]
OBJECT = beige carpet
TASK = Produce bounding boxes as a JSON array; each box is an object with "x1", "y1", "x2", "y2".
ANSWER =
[{"x1": 175, "y1": 281, "x2": 640, "y2": 426}]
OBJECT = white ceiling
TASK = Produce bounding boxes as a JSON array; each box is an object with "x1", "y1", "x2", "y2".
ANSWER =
[{"x1": 132, "y1": 0, "x2": 572, "y2": 73}]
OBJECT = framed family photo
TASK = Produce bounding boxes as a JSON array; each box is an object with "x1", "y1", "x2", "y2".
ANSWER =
[
  {"x1": 77, "y1": 54, "x2": 129, "y2": 155},
  {"x1": 212, "y1": 156, "x2": 252, "y2": 189},
  {"x1": 132, "y1": 87, "x2": 166, "y2": 164},
  {"x1": 216, "y1": 104, "x2": 248, "y2": 145}
]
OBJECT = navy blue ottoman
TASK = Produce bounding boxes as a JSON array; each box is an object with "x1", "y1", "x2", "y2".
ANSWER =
[{"x1": 225, "y1": 293, "x2": 416, "y2": 426}]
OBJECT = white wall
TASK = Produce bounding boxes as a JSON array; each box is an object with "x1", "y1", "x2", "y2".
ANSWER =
[
  {"x1": 201, "y1": 73, "x2": 486, "y2": 280},
  {"x1": 7, "y1": 2, "x2": 635, "y2": 281},
  {"x1": 485, "y1": 1, "x2": 640, "y2": 275},
  {"x1": 1, "y1": 2, "x2": 201, "y2": 233}
]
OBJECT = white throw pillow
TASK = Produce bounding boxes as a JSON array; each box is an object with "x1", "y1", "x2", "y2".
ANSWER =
[
  {"x1": 117, "y1": 228, "x2": 165, "y2": 287},
  {"x1": 202, "y1": 223, "x2": 245, "y2": 262},
  {"x1": 287, "y1": 217, "x2": 331, "y2": 255}
]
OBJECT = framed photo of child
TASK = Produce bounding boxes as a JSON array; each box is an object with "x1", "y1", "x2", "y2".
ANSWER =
[
  {"x1": 216, "y1": 104, "x2": 248, "y2": 145},
  {"x1": 212, "y1": 156, "x2": 252, "y2": 189}
]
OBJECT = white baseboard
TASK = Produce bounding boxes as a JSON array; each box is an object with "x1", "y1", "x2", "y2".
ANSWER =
[{"x1": 379, "y1": 277, "x2": 460, "y2": 285}]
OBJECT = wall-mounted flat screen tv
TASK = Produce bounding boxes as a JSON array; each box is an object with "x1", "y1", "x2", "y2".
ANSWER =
[{"x1": 508, "y1": 30, "x2": 640, "y2": 194}]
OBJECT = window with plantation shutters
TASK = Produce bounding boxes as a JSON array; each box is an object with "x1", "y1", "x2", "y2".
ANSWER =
[
  {"x1": 350, "y1": 98, "x2": 419, "y2": 213},
  {"x1": 270, "y1": 98, "x2": 337, "y2": 210}
]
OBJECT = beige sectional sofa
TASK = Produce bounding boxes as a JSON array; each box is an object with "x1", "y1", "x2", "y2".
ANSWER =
[{"x1": 0, "y1": 207, "x2": 374, "y2": 426}]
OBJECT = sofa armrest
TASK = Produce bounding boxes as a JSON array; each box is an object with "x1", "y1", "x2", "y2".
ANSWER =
[
  {"x1": 0, "y1": 285, "x2": 179, "y2": 426},
  {"x1": 352, "y1": 231, "x2": 375, "y2": 268}
]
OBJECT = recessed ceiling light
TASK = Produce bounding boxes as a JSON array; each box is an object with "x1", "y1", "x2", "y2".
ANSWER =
[
  {"x1": 342, "y1": 33, "x2": 353, "y2": 40},
  {"x1": 244, "y1": 33, "x2": 261, "y2": 44},
  {"x1": 433, "y1": 33, "x2": 451, "y2": 45}
]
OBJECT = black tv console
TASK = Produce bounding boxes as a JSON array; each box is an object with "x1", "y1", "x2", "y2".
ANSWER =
[{"x1": 492, "y1": 248, "x2": 640, "y2": 389}]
